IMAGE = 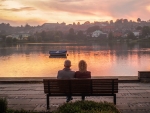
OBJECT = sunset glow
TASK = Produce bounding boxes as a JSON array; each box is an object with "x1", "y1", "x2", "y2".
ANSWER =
[{"x1": 0, "y1": 0, "x2": 150, "y2": 26}]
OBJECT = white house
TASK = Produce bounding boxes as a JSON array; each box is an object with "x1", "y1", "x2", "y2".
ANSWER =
[
  {"x1": 22, "y1": 34, "x2": 30, "y2": 40},
  {"x1": 133, "y1": 32, "x2": 140, "y2": 37},
  {"x1": 6, "y1": 34, "x2": 30, "y2": 40},
  {"x1": 92, "y1": 30, "x2": 107, "y2": 38},
  {"x1": 6, "y1": 34, "x2": 20, "y2": 40}
]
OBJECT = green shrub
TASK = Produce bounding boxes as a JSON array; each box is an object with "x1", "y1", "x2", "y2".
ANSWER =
[
  {"x1": 53, "y1": 100, "x2": 120, "y2": 113},
  {"x1": 6, "y1": 109, "x2": 39, "y2": 113},
  {"x1": 0, "y1": 97, "x2": 7, "y2": 113}
]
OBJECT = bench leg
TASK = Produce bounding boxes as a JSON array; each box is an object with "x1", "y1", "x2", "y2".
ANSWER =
[
  {"x1": 114, "y1": 94, "x2": 116, "y2": 105},
  {"x1": 47, "y1": 94, "x2": 50, "y2": 109},
  {"x1": 82, "y1": 95, "x2": 85, "y2": 101}
]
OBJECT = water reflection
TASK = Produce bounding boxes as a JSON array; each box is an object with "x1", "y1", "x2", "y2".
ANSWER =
[
  {"x1": 0, "y1": 43, "x2": 150, "y2": 77},
  {"x1": 49, "y1": 56, "x2": 67, "y2": 58}
]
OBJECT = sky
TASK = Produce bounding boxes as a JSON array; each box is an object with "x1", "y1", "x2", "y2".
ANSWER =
[{"x1": 0, "y1": 0, "x2": 150, "y2": 26}]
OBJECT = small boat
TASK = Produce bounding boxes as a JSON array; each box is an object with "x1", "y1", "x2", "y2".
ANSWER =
[{"x1": 49, "y1": 50, "x2": 67, "y2": 56}]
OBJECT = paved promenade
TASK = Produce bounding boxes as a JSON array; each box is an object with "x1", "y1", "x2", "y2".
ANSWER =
[{"x1": 0, "y1": 82, "x2": 150, "y2": 113}]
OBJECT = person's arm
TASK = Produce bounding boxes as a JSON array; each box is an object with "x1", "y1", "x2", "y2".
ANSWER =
[
  {"x1": 89, "y1": 72, "x2": 91, "y2": 78},
  {"x1": 57, "y1": 71, "x2": 61, "y2": 79}
]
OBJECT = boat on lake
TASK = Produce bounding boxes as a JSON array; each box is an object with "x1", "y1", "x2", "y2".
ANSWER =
[{"x1": 49, "y1": 50, "x2": 67, "y2": 56}]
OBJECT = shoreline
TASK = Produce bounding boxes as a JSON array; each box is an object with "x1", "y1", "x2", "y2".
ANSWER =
[{"x1": 0, "y1": 76, "x2": 139, "y2": 83}]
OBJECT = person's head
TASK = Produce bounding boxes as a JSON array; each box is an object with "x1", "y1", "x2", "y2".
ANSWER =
[
  {"x1": 64, "y1": 60, "x2": 71, "y2": 68},
  {"x1": 78, "y1": 60, "x2": 87, "y2": 72}
]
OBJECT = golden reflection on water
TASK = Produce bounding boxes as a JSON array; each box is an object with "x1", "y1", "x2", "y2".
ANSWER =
[{"x1": 0, "y1": 44, "x2": 150, "y2": 77}]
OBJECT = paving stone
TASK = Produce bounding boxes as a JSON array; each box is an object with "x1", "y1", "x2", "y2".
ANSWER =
[
  {"x1": 0, "y1": 91, "x2": 7, "y2": 94},
  {"x1": 146, "y1": 90, "x2": 150, "y2": 92},
  {"x1": 8, "y1": 99, "x2": 31, "y2": 105},
  {"x1": 12, "y1": 105, "x2": 37, "y2": 111},
  {"x1": 29, "y1": 99, "x2": 46, "y2": 105},
  {"x1": 118, "y1": 90, "x2": 129, "y2": 93},
  {"x1": 25, "y1": 94, "x2": 46, "y2": 99},
  {"x1": 2, "y1": 87, "x2": 21, "y2": 91},
  {"x1": 127, "y1": 90, "x2": 147, "y2": 93},
  {"x1": 120, "y1": 93, "x2": 141, "y2": 97},
  {"x1": 116, "y1": 104, "x2": 131, "y2": 109},
  {"x1": 34, "y1": 104, "x2": 47, "y2": 112},
  {"x1": 140, "y1": 93, "x2": 150, "y2": 97}
]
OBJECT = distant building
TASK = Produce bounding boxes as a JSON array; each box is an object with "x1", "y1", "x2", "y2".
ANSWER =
[
  {"x1": 113, "y1": 31, "x2": 123, "y2": 37},
  {"x1": 6, "y1": 33, "x2": 30, "y2": 40},
  {"x1": 22, "y1": 34, "x2": 30, "y2": 40},
  {"x1": 92, "y1": 30, "x2": 107, "y2": 38},
  {"x1": 6, "y1": 34, "x2": 20, "y2": 40},
  {"x1": 133, "y1": 31, "x2": 140, "y2": 37}
]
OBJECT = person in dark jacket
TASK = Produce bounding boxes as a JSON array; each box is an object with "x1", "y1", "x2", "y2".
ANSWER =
[
  {"x1": 75, "y1": 60, "x2": 91, "y2": 100},
  {"x1": 57, "y1": 59, "x2": 75, "y2": 102}
]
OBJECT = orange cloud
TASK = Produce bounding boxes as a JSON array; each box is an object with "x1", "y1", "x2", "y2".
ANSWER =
[{"x1": 1, "y1": 7, "x2": 36, "y2": 12}]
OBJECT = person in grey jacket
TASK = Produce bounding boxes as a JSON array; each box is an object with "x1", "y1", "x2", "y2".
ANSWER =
[{"x1": 57, "y1": 59, "x2": 75, "y2": 102}]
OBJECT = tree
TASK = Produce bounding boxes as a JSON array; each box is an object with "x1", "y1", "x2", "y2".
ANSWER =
[
  {"x1": 127, "y1": 31, "x2": 135, "y2": 39},
  {"x1": 108, "y1": 31, "x2": 114, "y2": 41},
  {"x1": 69, "y1": 28, "x2": 75, "y2": 35},
  {"x1": 142, "y1": 26, "x2": 150, "y2": 37},
  {"x1": 67, "y1": 28, "x2": 75, "y2": 41},
  {"x1": 86, "y1": 26, "x2": 100, "y2": 33},
  {"x1": 137, "y1": 18, "x2": 141, "y2": 23},
  {"x1": 84, "y1": 21, "x2": 90, "y2": 25},
  {"x1": 136, "y1": 26, "x2": 142, "y2": 30},
  {"x1": 123, "y1": 19, "x2": 128, "y2": 24},
  {"x1": 110, "y1": 20, "x2": 113, "y2": 24},
  {"x1": 5, "y1": 37, "x2": 13, "y2": 43},
  {"x1": 77, "y1": 22, "x2": 80, "y2": 26},
  {"x1": 40, "y1": 31, "x2": 46, "y2": 41},
  {"x1": 115, "y1": 19, "x2": 123, "y2": 24}
]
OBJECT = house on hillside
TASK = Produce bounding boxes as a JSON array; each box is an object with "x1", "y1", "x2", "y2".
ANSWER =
[
  {"x1": 22, "y1": 34, "x2": 30, "y2": 40},
  {"x1": 113, "y1": 31, "x2": 123, "y2": 38},
  {"x1": 92, "y1": 30, "x2": 108, "y2": 38},
  {"x1": 133, "y1": 31, "x2": 140, "y2": 38},
  {"x1": 6, "y1": 34, "x2": 20, "y2": 40},
  {"x1": 6, "y1": 33, "x2": 30, "y2": 40}
]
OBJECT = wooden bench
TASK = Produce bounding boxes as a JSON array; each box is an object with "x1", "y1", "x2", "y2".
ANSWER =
[
  {"x1": 138, "y1": 71, "x2": 150, "y2": 82},
  {"x1": 43, "y1": 79, "x2": 118, "y2": 109}
]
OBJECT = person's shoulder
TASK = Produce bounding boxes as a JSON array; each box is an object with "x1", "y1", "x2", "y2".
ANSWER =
[
  {"x1": 70, "y1": 70, "x2": 75, "y2": 72},
  {"x1": 58, "y1": 70, "x2": 64, "y2": 73},
  {"x1": 58, "y1": 70, "x2": 63, "y2": 72},
  {"x1": 87, "y1": 71, "x2": 91, "y2": 73},
  {"x1": 71, "y1": 70, "x2": 75, "y2": 74},
  {"x1": 75, "y1": 71, "x2": 79, "y2": 73}
]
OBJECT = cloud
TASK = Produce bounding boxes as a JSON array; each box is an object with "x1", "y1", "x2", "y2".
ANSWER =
[
  {"x1": 0, "y1": 0, "x2": 150, "y2": 25},
  {"x1": 1, "y1": 7, "x2": 36, "y2": 12},
  {"x1": 57, "y1": 0, "x2": 84, "y2": 2},
  {"x1": 0, "y1": 17, "x2": 47, "y2": 26}
]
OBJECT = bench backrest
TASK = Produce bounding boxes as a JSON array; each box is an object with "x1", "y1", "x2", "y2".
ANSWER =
[{"x1": 43, "y1": 79, "x2": 118, "y2": 96}]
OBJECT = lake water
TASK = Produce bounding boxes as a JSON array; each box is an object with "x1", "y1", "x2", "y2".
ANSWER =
[{"x1": 0, "y1": 42, "x2": 150, "y2": 77}]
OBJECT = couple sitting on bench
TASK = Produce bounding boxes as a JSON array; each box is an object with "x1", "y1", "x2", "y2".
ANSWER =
[{"x1": 57, "y1": 59, "x2": 91, "y2": 102}]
